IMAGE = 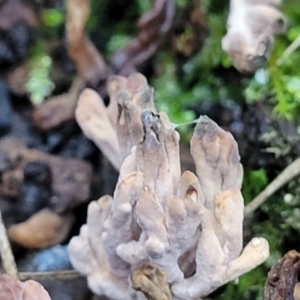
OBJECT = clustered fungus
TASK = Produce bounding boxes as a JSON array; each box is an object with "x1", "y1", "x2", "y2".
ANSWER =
[
  {"x1": 222, "y1": 0, "x2": 286, "y2": 73},
  {"x1": 0, "y1": 274, "x2": 51, "y2": 300},
  {"x1": 69, "y1": 73, "x2": 269, "y2": 300}
]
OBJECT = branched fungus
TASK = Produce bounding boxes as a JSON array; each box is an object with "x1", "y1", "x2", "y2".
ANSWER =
[
  {"x1": 69, "y1": 73, "x2": 269, "y2": 300},
  {"x1": 222, "y1": 0, "x2": 286, "y2": 73}
]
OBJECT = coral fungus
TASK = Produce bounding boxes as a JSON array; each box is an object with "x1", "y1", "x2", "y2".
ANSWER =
[{"x1": 69, "y1": 73, "x2": 269, "y2": 300}]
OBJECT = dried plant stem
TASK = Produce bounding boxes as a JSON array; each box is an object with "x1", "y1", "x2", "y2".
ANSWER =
[
  {"x1": 277, "y1": 34, "x2": 300, "y2": 66},
  {"x1": 19, "y1": 270, "x2": 82, "y2": 281},
  {"x1": 0, "y1": 210, "x2": 18, "y2": 278},
  {"x1": 244, "y1": 157, "x2": 300, "y2": 217}
]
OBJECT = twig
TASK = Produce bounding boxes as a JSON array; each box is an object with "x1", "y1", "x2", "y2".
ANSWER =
[
  {"x1": 19, "y1": 270, "x2": 82, "y2": 281},
  {"x1": 0, "y1": 209, "x2": 19, "y2": 278},
  {"x1": 277, "y1": 34, "x2": 300, "y2": 66},
  {"x1": 244, "y1": 157, "x2": 300, "y2": 217}
]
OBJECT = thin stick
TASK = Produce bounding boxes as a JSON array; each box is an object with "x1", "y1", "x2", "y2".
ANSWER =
[
  {"x1": 0, "y1": 210, "x2": 18, "y2": 278},
  {"x1": 244, "y1": 157, "x2": 300, "y2": 216},
  {"x1": 277, "y1": 34, "x2": 300, "y2": 65},
  {"x1": 19, "y1": 270, "x2": 82, "y2": 281}
]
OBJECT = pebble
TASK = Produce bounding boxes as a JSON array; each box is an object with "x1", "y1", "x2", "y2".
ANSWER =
[{"x1": 18, "y1": 245, "x2": 72, "y2": 272}]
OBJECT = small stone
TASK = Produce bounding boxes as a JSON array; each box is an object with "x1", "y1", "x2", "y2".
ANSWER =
[
  {"x1": 8, "y1": 209, "x2": 74, "y2": 249},
  {"x1": 18, "y1": 245, "x2": 71, "y2": 272}
]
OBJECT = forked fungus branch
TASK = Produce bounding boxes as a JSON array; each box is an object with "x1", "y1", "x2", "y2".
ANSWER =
[
  {"x1": 222, "y1": 0, "x2": 286, "y2": 73},
  {"x1": 69, "y1": 73, "x2": 269, "y2": 300}
]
